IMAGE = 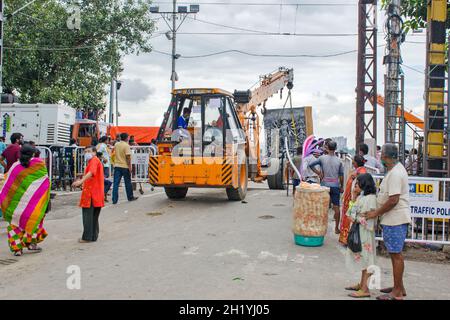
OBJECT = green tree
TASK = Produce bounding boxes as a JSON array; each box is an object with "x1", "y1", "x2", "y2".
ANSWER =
[
  {"x1": 3, "y1": 0, "x2": 155, "y2": 112},
  {"x1": 381, "y1": 0, "x2": 450, "y2": 32}
]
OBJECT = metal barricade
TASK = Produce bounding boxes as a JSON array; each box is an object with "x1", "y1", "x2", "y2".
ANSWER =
[
  {"x1": 38, "y1": 145, "x2": 84, "y2": 191},
  {"x1": 372, "y1": 174, "x2": 450, "y2": 245},
  {"x1": 130, "y1": 146, "x2": 152, "y2": 183},
  {"x1": 36, "y1": 146, "x2": 53, "y2": 186},
  {"x1": 73, "y1": 146, "x2": 86, "y2": 178}
]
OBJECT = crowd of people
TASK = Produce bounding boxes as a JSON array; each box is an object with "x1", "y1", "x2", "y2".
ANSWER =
[
  {"x1": 0, "y1": 131, "x2": 142, "y2": 253},
  {"x1": 291, "y1": 138, "x2": 411, "y2": 300},
  {"x1": 0, "y1": 130, "x2": 413, "y2": 300}
]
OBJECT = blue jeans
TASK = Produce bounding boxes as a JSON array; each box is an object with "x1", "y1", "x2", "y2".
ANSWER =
[
  {"x1": 104, "y1": 167, "x2": 112, "y2": 196},
  {"x1": 112, "y1": 167, "x2": 134, "y2": 204}
]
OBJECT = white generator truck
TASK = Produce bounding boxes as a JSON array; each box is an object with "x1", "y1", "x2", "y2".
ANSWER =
[{"x1": 0, "y1": 104, "x2": 76, "y2": 146}]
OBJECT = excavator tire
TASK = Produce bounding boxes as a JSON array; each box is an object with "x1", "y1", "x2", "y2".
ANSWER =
[
  {"x1": 226, "y1": 157, "x2": 248, "y2": 201},
  {"x1": 268, "y1": 157, "x2": 287, "y2": 190},
  {"x1": 164, "y1": 187, "x2": 188, "y2": 199}
]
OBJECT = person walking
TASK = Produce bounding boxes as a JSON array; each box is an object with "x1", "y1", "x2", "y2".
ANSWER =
[
  {"x1": 112, "y1": 133, "x2": 138, "y2": 204},
  {"x1": 0, "y1": 132, "x2": 23, "y2": 173},
  {"x1": 309, "y1": 141, "x2": 344, "y2": 234},
  {"x1": 339, "y1": 154, "x2": 367, "y2": 245},
  {"x1": 365, "y1": 143, "x2": 410, "y2": 300},
  {"x1": 0, "y1": 144, "x2": 50, "y2": 256},
  {"x1": 290, "y1": 147, "x2": 302, "y2": 197},
  {"x1": 345, "y1": 173, "x2": 378, "y2": 298},
  {"x1": 72, "y1": 146, "x2": 105, "y2": 243}
]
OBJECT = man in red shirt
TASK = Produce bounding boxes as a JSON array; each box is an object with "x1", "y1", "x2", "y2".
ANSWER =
[
  {"x1": 72, "y1": 146, "x2": 104, "y2": 243},
  {"x1": 0, "y1": 133, "x2": 23, "y2": 173}
]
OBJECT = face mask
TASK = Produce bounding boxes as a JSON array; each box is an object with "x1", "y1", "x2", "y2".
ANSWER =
[
  {"x1": 84, "y1": 153, "x2": 94, "y2": 162},
  {"x1": 381, "y1": 159, "x2": 387, "y2": 167}
]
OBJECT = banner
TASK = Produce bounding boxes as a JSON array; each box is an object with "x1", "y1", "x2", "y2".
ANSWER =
[
  {"x1": 410, "y1": 200, "x2": 450, "y2": 219},
  {"x1": 409, "y1": 179, "x2": 439, "y2": 202}
]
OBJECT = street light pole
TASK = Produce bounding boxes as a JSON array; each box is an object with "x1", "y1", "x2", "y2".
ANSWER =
[
  {"x1": 150, "y1": 3, "x2": 199, "y2": 91},
  {"x1": 171, "y1": 0, "x2": 177, "y2": 91},
  {"x1": 116, "y1": 80, "x2": 122, "y2": 126},
  {"x1": 109, "y1": 78, "x2": 114, "y2": 124}
]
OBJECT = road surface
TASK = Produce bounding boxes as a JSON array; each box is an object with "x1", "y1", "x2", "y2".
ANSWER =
[{"x1": 0, "y1": 183, "x2": 449, "y2": 299}]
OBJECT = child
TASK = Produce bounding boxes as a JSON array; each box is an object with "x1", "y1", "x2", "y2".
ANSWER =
[
  {"x1": 344, "y1": 173, "x2": 378, "y2": 298},
  {"x1": 96, "y1": 151, "x2": 112, "y2": 202}
]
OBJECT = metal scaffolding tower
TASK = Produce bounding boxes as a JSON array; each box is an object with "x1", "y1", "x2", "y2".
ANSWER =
[
  {"x1": 355, "y1": 0, "x2": 378, "y2": 148},
  {"x1": 383, "y1": 0, "x2": 406, "y2": 163},
  {"x1": 423, "y1": 0, "x2": 449, "y2": 177}
]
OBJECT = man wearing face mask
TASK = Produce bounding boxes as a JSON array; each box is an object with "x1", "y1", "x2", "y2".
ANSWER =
[
  {"x1": 365, "y1": 143, "x2": 410, "y2": 300},
  {"x1": 0, "y1": 133, "x2": 24, "y2": 173},
  {"x1": 72, "y1": 146, "x2": 105, "y2": 243}
]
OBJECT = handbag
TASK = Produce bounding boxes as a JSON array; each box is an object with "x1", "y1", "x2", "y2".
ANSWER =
[{"x1": 347, "y1": 222, "x2": 362, "y2": 253}]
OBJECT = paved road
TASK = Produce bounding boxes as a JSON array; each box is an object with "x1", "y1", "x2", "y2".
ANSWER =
[{"x1": 0, "y1": 183, "x2": 449, "y2": 300}]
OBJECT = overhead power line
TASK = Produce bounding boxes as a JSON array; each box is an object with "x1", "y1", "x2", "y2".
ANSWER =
[
  {"x1": 153, "y1": 2, "x2": 356, "y2": 6},
  {"x1": 153, "y1": 48, "x2": 359, "y2": 58},
  {"x1": 176, "y1": 32, "x2": 359, "y2": 36}
]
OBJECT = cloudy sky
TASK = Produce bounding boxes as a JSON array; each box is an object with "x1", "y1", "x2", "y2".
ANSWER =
[{"x1": 115, "y1": 0, "x2": 427, "y2": 148}]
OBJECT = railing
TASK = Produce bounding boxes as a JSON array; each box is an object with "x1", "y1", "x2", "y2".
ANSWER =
[
  {"x1": 372, "y1": 174, "x2": 450, "y2": 245},
  {"x1": 130, "y1": 146, "x2": 153, "y2": 183}
]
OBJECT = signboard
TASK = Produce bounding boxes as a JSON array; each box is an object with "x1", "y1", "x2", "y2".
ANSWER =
[
  {"x1": 2, "y1": 113, "x2": 10, "y2": 137},
  {"x1": 409, "y1": 179, "x2": 439, "y2": 202},
  {"x1": 410, "y1": 200, "x2": 450, "y2": 219},
  {"x1": 131, "y1": 153, "x2": 149, "y2": 166}
]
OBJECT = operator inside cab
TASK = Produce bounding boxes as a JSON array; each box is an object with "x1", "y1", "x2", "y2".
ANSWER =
[{"x1": 177, "y1": 108, "x2": 191, "y2": 129}]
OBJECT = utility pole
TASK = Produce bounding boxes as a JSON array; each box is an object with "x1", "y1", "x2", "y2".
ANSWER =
[
  {"x1": 116, "y1": 80, "x2": 122, "y2": 126},
  {"x1": 384, "y1": 0, "x2": 405, "y2": 163},
  {"x1": 109, "y1": 78, "x2": 114, "y2": 124},
  {"x1": 150, "y1": 3, "x2": 199, "y2": 91},
  {"x1": 171, "y1": 0, "x2": 177, "y2": 91}
]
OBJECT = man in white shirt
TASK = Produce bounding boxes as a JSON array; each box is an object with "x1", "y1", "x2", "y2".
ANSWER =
[
  {"x1": 301, "y1": 149, "x2": 321, "y2": 184},
  {"x1": 359, "y1": 143, "x2": 383, "y2": 173},
  {"x1": 365, "y1": 143, "x2": 410, "y2": 300}
]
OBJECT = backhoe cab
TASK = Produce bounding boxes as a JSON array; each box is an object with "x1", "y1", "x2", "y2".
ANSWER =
[{"x1": 150, "y1": 89, "x2": 249, "y2": 201}]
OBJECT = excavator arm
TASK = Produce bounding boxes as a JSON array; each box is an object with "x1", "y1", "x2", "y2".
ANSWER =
[
  {"x1": 368, "y1": 92, "x2": 425, "y2": 130},
  {"x1": 234, "y1": 67, "x2": 294, "y2": 182},
  {"x1": 375, "y1": 94, "x2": 424, "y2": 130}
]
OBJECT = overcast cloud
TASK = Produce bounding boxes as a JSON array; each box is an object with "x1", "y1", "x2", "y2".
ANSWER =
[{"x1": 113, "y1": 0, "x2": 427, "y2": 148}]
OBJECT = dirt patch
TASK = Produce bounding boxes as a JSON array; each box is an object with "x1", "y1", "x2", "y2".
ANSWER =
[
  {"x1": 259, "y1": 215, "x2": 275, "y2": 220},
  {"x1": 146, "y1": 212, "x2": 163, "y2": 217},
  {"x1": 378, "y1": 243, "x2": 450, "y2": 265}
]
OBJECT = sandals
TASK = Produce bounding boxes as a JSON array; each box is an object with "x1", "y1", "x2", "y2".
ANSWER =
[
  {"x1": 345, "y1": 284, "x2": 361, "y2": 291},
  {"x1": 78, "y1": 238, "x2": 92, "y2": 243},
  {"x1": 27, "y1": 244, "x2": 42, "y2": 253},
  {"x1": 376, "y1": 293, "x2": 403, "y2": 300},
  {"x1": 380, "y1": 287, "x2": 407, "y2": 297},
  {"x1": 13, "y1": 250, "x2": 23, "y2": 257},
  {"x1": 348, "y1": 290, "x2": 371, "y2": 298}
]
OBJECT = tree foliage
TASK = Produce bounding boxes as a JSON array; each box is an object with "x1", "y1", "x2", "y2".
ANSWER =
[
  {"x1": 381, "y1": 0, "x2": 450, "y2": 33},
  {"x1": 3, "y1": 0, "x2": 155, "y2": 111}
]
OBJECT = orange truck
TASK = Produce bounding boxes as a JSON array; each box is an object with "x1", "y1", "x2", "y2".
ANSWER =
[{"x1": 71, "y1": 120, "x2": 159, "y2": 146}]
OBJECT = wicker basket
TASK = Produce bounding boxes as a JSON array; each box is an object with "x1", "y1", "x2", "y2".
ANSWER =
[{"x1": 293, "y1": 183, "x2": 330, "y2": 244}]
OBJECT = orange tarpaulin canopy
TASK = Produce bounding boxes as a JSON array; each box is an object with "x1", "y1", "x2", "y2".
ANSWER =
[{"x1": 110, "y1": 126, "x2": 159, "y2": 144}]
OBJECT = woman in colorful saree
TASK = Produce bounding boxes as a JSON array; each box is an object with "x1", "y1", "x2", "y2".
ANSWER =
[
  {"x1": 0, "y1": 144, "x2": 50, "y2": 256},
  {"x1": 339, "y1": 154, "x2": 367, "y2": 245}
]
